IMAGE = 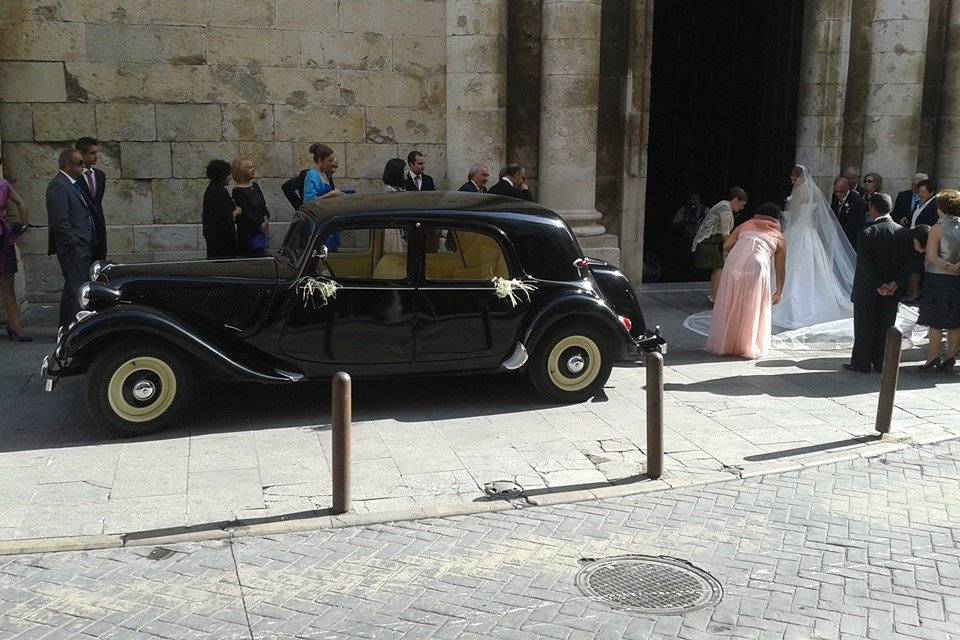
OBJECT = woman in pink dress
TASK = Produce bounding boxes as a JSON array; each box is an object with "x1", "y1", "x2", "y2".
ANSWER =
[{"x1": 707, "y1": 203, "x2": 787, "y2": 359}]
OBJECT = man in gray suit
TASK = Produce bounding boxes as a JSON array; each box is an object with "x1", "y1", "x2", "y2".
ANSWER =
[{"x1": 47, "y1": 148, "x2": 96, "y2": 328}]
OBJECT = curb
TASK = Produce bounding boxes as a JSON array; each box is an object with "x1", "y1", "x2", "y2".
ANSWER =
[{"x1": 1, "y1": 430, "x2": 956, "y2": 557}]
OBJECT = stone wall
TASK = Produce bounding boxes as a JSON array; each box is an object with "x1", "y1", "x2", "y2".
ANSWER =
[{"x1": 0, "y1": 0, "x2": 446, "y2": 300}]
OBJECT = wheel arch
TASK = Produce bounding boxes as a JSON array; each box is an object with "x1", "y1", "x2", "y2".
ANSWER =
[
  {"x1": 522, "y1": 295, "x2": 630, "y2": 358},
  {"x1": 64, "y1": 306, "x2": 302, "y2": 384}
]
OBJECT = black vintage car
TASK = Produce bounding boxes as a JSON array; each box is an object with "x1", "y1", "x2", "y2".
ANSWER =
[{"x1": 42, "y1": 192, "x2": 665, "y2": 435}]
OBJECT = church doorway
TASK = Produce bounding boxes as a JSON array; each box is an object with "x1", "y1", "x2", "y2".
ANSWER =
[{"x1": 643, "y1": 0, "x2": 805, "y2": 282}]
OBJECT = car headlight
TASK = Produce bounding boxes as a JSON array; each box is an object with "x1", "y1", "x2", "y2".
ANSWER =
[
  {"x1": 89, "y1": 260, "x2": 113, "y2": 282},
  {"x1": 78, "y1": 282, "x2": 120, "y2": 311}
]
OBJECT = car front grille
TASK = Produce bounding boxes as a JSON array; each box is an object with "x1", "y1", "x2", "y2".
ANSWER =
[{"x1": 125, "y1": 284, "x2": 270, "y2": 330}]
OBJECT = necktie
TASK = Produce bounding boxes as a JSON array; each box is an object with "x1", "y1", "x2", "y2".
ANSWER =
[
  {"x1": 415, "y1": 175, "x2": 421, "y2": 190},
  {"x1": 912, "y1": 195, "x2": 920, "y2": 212},
  {"x1": 84, "y1": 169, "x2": 96, "y2": 197}
]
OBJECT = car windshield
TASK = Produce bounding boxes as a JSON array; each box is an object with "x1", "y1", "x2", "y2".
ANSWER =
[{"x1": 281, "y1": 212, "x2": 316, "y2": 264}]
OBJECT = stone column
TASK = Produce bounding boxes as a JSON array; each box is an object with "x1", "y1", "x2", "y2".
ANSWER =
[
  {"x1": 538, "y1": 0, "x2": 604, "y2": 236},
  {"x1": 619, "y1": 0, "x2": 654, "y2": 284},
  {"x1": 0, "y1": 135, "x2": 28, "y2": 319},
  {"x1": 446, "y1": 0, "x2": 507, "y2": 189},
  {"x1": 795, "y1": 0, "x2": 853, "y2": 195},
  {"x1": 860, "y1": 0, "x2": 931, "y2": 191},
  {"x1": 936, "y1": 0, "x2": 960, "y2": 185}
]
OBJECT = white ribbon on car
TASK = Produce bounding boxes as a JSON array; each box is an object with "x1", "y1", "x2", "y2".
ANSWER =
[
  {"x1": 491, "y1": 277, "x2": 537, "y2": 307},
  {"x1": 292, "y1": 276, "x2": 341, "y2": 308}
]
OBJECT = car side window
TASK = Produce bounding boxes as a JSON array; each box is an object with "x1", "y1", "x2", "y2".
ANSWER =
[
  {"x1": 319, "y1": 227, "x2": 408, "y2": 280},
  {"x1": 424, "y1": 228, "x2": 510, "y2": 282}
]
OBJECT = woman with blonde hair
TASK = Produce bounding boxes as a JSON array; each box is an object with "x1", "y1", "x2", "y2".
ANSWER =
[
  {"x1": 231, "y1": 155, "x2": 270, "y2": 257},
  {"x1": 917, "y1": 188, "x2": 960, "y2": 372}
]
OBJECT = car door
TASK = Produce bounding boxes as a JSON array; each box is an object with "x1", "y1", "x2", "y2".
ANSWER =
[
  {"x1": 280, "y1": 224, "x2": 416, "y2": 366},
  {"x1": 414, "y1": 223, "x2": 528, "y2": 365}
]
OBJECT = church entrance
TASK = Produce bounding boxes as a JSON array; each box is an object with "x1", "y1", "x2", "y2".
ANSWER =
[{"x1": 643, "y1": 0, "x2": 805, "y2": 282}]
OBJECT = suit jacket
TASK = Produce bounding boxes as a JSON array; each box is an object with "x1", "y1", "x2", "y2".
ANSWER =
[
  {"x1": 851, "y1": 217, "x2": 914, "y2": 303},
  {"x1": 76, "y1": 166, "x2": 107, "y2": 260},
  {"x1": 404, "y1": 173, "x2": 435, "y2": 192},
  {"x1": 46, "y1": 173, "x2": 94, "y2": 256},
  {"x1": 487, "y1": 178, "x2": 534, "y2": 202},
  {"x1": 893, "y1": 189, "x2": 916, "y2": 225},
  {"x1": 830, "y1": 191, "x2": 867, "y2": 244},
  {"x1": 911, "y1": 197, "x2": 938, "y2": 228},
  {"x1": 458, "y1": 181, "x2": 486, "y2": 193}
]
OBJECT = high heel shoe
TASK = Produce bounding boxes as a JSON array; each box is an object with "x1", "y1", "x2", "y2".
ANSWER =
[
  {"x1": 918, "y1": 357, "x2": 942, "y2": 372},
  {"x1": 4, "y1": 327, "x2": 33, "y2": 343}
]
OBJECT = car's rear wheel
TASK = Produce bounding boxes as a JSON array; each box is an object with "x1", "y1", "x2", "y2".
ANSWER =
[
  {"x1": 529, "y1": 322, "x2": 614, "y2": 403},
  {"x1": 84, "y1": 340, "x2": 193, "y2": 436}
]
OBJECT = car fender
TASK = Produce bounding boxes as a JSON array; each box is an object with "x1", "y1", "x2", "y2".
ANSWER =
[
  {"x1": 63, "y1": 305, "x2": 303, "y2": 384},
  {"x1": 521, "y1": 291, "x2": 633, "y2": 356}
]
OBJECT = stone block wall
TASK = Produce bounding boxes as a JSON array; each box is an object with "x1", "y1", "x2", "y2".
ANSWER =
[{"x1": 0, "y1": 0, "x2": 446, "y2": 300}]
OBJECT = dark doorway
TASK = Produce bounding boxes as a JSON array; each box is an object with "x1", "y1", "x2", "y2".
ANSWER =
[{"x1": 644, "y1": 0, "x2": 805, "y2": 282}]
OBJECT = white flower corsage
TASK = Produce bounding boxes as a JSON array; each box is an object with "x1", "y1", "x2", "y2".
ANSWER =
[
  {"x1": 491, "y1": 277, "x2": 538, "y2": 307},
  {"x1": 292, "y1": 276, "x2": 341, "y2": 308}
]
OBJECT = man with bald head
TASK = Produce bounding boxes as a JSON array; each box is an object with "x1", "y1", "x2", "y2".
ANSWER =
[
  {"x1": 830, "y1": 176, "x2": 867, "y2": 247},
  {"x1": 47, "y1": 148, "x2": 96, "y2": 328},
  {"x1": 843, "y1": 166, "x2": 864, "y2": 198}
]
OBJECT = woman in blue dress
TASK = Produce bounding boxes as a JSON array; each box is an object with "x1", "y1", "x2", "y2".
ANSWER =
[{"x1": 303, "y1": 143, "x2": 346, "y2": 250}]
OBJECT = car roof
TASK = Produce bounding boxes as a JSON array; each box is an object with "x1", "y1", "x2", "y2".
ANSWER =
[{"x1": 300, "y1": 191, "x2": 564, "y2": 226}]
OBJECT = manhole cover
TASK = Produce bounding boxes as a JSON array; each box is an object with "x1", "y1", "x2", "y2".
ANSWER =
[{"x1": 575, "y1": 555, "x2": 722, "y2": 615}]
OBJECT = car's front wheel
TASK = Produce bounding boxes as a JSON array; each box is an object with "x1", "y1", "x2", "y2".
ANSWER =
[
  {"x1": 529, "y1": 322, "x2": 614, "y2": 403},
  {"x1": 84, "y1": 340, "x2": 194, "y2": 436}
]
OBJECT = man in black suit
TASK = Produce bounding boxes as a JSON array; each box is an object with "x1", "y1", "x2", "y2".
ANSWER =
[
  {"x1": 47, "y1": 149, "x2": 97, "y2": 328},
  {"x1": 843, "y1": 166, "x2": 864, "y2": 199},
  {"x1": 902, "y1": 178, "x2": 939, "y2": 302},
  {"x1": 830, "y1": 177, "x2": 867, "y2": 247},
  {"x1": 404, "y1": 150, "x2": 435, "y2": 191},
  {"x1": 892, "y1": 172, "x2": 927, "y2": 225},
  {"x1": 75, "y1": 137, "x2": 107, "y2": 262},
  {"x1": 845, "y1": 193, "x2": 918, "y2": 373},
  {"x1": 487, "y1": 163, "x2": 534, "y2": 201},
  {"x1": 459, "y1": 163, "x2": 490, "y2": 193}
]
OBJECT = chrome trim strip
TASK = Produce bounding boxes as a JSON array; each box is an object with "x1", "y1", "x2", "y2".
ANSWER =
[{"x1": 501, "y1": 343, "x2": 528, "y2": 370}]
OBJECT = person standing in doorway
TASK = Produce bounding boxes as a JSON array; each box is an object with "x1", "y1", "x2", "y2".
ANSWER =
[
  {"x1": 691, "y1": 187, "x2": 748, "y2": 303},
  {"x1": 75, "y1": 137, "x2": 107, "y2": 262}
]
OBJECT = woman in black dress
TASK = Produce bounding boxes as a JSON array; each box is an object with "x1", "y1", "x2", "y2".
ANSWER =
[
  {"x1": 231, "y1": 156, "x2": 271, "y2": 257},
  {"x1": 202, "y1": 160, "x2": 240, "y2": 259}
]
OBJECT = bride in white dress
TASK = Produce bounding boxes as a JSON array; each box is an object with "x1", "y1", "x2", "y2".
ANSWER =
[{"x1": 684, "y1": 165, "x2": 921, "y2": 349}]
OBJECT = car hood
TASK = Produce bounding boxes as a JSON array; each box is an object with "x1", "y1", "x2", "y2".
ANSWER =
[{"x1": 101, "y1": 257, "x2": 279, "y2": 284}]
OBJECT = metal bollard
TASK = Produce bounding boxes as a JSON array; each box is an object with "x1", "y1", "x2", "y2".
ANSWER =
[
  {"x1": 875, "y1": 326, "x2": 902, "y2": 435},
  {"x1": 646, "y1": 351, "x2": 664, "y2": 479},
  {"x1": 332, "y1": 372, "x2": 352, "y2": 514}
]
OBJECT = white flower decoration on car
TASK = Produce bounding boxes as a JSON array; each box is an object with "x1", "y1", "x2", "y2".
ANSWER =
[
  {"x1": 491, "y1": 277, "x2": 537, "y2": 307},
  {"x1": 292, "y1": 276, "x2": 341, "y2": 308}
]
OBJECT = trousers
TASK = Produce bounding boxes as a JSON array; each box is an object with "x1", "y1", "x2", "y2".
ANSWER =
[
  {"x1": 851, "y1": 298, "x2": 900, "y2": 371},
  {"x1": 57, "y1": 243, "x2": 91, "y2": 328}
]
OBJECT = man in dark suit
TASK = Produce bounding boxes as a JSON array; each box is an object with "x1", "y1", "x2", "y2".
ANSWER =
[
  {"x1": 488, "y1": 163, "x2": 534, "y2": 201},
  {"x1": 830, "y1": 177, "x2": 867, "y2": 247},
  {"x1": 902, "y1": 178, "x2": 939, "y2": 302},
  {"x1": 845, "y1": 193, "x2": 917, "y2": 373},
  {"x1": 459, "y1": 163, "x2": 490, "y2": 193},
  {"x1": 843, "y1": 166, "x2": 864, "y2": 199},
  {"x1": 892, "y1": 172, "x2": 927, "y2": 225},
  {"x1": 47, "y1": 148, "x2": 97, "y2": 328},
  {"x1": 75, "y1": 137, "x2": 107, "y2": 261},
  {"x1": 404, "y1": 150, "x2": 435, "y2": 191}
]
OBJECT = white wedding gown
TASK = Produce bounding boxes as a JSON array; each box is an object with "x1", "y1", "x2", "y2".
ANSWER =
[{"x1": 684, "y1": 165, "x2": 923, "y2": 350}]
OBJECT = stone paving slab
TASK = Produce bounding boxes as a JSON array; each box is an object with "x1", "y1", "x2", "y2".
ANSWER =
[
  {"x1": 1, "y1": 439, "x2": 958, "y2": 639},
  {"x1": 1, "y1": 285, "x2": 959, "y2": 543}
]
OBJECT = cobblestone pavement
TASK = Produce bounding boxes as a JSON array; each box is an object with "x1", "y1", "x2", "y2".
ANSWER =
[
  {"x1": 2, "y1": 286, "x2": 959, "y2": 541},
  {"x1": 2, "y1": 439, "x2": 959, "y2": 639}
]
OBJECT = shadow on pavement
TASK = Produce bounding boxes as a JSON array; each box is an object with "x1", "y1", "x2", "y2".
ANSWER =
[{"x1": 743, "y1": 435, "x2": 880, "y2": 462}]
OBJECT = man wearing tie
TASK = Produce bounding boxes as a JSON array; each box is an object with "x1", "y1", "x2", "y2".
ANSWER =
[
  {"x1": 404, "y1": 150, "x2": 435, "y2": 192},
  {"x1": 893, "y1": 172, "x2": 928, "y2": 225},
  {"x1": 75, "y1": 137, "x2": 107, "y2": 261},
  {"x1": 47, "y1": 149, "x2": 97, "y2": 328},
  {"x1": 459, "y1": 163, "x2": 490, "y2": 193}
]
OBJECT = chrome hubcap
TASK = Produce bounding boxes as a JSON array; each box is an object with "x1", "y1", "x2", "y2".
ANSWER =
[
  {"x1": 566, "y1": 354, "x2": 586, "y2": 374},
  {"x1": 132, "y1": 380, "x2": 157, "y2": 402}
]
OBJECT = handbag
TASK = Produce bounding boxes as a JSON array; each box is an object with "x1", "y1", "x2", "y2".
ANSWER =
[{"x1": 249, "y1": 232, "x2": 269, "y2": 254}]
